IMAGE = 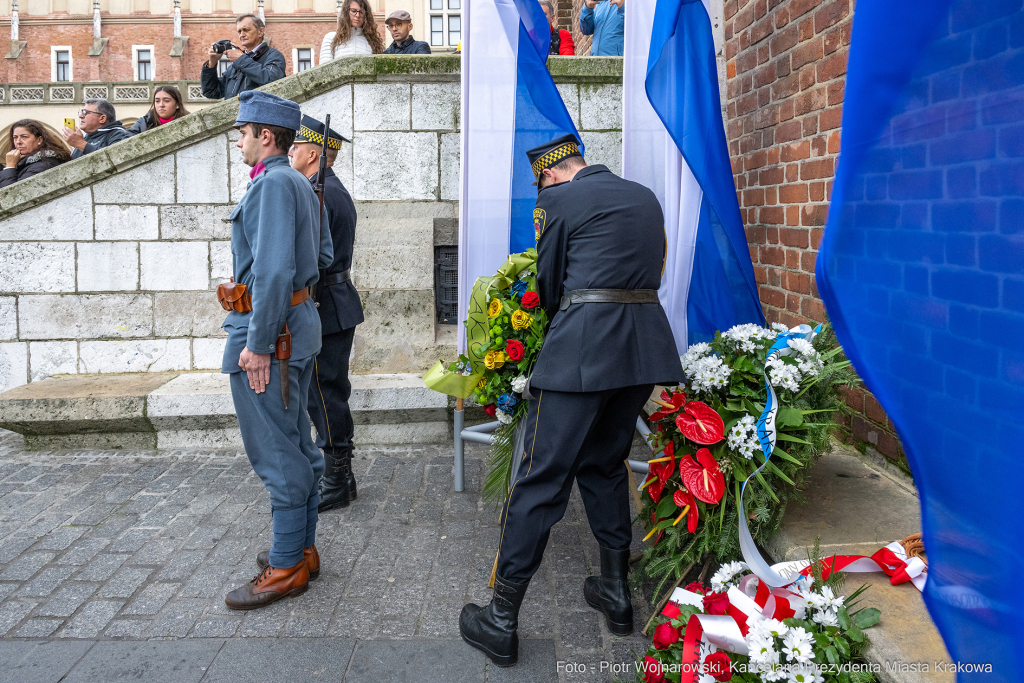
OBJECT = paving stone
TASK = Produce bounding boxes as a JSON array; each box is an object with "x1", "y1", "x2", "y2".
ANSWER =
[
  {"x1": 58, "y1": 600, "x2": 124, "y2": 638},
  {"x1": 37, "y1": 583, "x2": 98, "y2": 617},
  {"x1": 14, "y1": 617, "x2": 64, "y2": 637},
  {"x1": 31, "y1": 526, "x2": 86, "y2": 551},
  {"x1": 346, "y1": 639, "x2": 485, "y2": 683},
  {"x1": 98, "y1": 567, "x2": 154, "y2": 598},
  {"x1": 56, "y1": 539, "x2": 110, "y2": 566},
  {"x1": 0, "y1": 599, "x2": 36, "y2": 635},
  {"x1": 121, "y1": 582, "x2": 180, "y2": 615},
  {"x1": 19, "y1": 566, "x2": 77, "y2": 597},
  {"x1": 487, "y1": 639, "x2": 560, "y2": 683},
  {"x1": 0, "y1": 640, "x2": 95, "y2": 683},
  {"x1": 189, "y1": 617, "x2": 241, "y2": 638},
  {"x1": 62, "y1": 640, "x2": 224, "y2": 683},
  {"x1": 0, "y1": 551, "x2": 56, "y2": 580},
  {"x1": 146, "y1": 599, "x2": 207, "y2": 637}
]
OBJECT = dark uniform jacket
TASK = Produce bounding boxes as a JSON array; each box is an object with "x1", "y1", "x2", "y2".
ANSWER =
[
  {"x1": 70, "y1": 122, "x2": 132, "y2": 159},
  {"x1": 311, "y1": 168, "x2": 364, "y2": 334},
  {"x1": 384, "y1": 36, "x2": 432, "y2": 54},
  {"x1": 201, "y1": 43, "x2": 286, "y2": 100},
  {"x1": 529, "y1": 164, "x2": 682, "y2": 393},
  {"x1": 0, "y1": 150, "x2": 65, "y2": 188}
]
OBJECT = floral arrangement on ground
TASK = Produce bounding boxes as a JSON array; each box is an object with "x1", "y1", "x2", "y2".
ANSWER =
[
  {"x1": 635, "y1": 545, "x2": 882, "y2": 683},
  {"x1": 634, "y1": 322, "x2": 857, "y2": 602}
]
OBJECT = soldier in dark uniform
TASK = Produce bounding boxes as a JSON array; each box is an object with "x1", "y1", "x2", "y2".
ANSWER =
[
  {"x1": 286, "y1": 115, "x2": 364, "y2": 513},
  {"x1": 460, "y1": 134, "x2": 683, "y2": 666}
]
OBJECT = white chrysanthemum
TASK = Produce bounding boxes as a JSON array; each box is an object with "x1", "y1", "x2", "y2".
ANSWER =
[
  {"x1": 510, "y1": 375, "x2": 528, "y2": 394},
  {"x1": 750, "y1": 618, "x2": 789, "y2": 641},
  {"x1": 680, "y1": 342, "x2": 712, "y2": 374},
  {"x1": 727, "y1": 414, "x2": 761, "y2": 460},
  {"x1": 787, "y1": 338, "x2": 824, "y2": 378},
  {"x1": 710, "y1": 561, "x2": 748, "y2": 592},
  {"x1": 815, "y1": 585, "x2": 845, "y2": 611},
  {"x1": 766, "y1": 356, "x2": 802, "y2": 392},
  {"x1": 782, "y1": 627, "x2": 815, "y2": 664},
  {"x1": 722, "y1": 323, "x2": 777, "y2": 352},
  {"x1": 747, "y1": 636, "x2": 780, "y2": 667},
  {"x1": 494, "y1": 408, "x2": 513, "y2": 425},
  {"x1": 813, "y1": 608, "x2": 839, "y2": 627},
  {"x1": 788, "y1": 666, "x2": 824, "y2": 683},
  {"x1": 685, "y1": 354, "x2": 734, "y2": 394},
  {"x1": 771, "y1": 322, "x2": 791, "y2": 333}
]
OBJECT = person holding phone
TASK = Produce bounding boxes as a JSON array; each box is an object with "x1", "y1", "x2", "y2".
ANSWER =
[
  {"x1": 1, "y1": 119, "x2": 70, "y2": 188},
  {"x1": 62, "y1": 98, "x2": 132, "y2": 160},
  {"x1": 580, "y1": 0, "x2": 625, "y2": 56}
]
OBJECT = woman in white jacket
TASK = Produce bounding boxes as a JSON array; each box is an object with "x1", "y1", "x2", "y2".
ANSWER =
[{"x1": 320, "y1": 0, "x2": 385, "y2": 61}]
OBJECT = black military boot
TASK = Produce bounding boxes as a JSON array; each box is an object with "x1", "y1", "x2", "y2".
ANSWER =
[
  {"x1": 318, "y1": 448, "x2": 350, "y2": 512},
  {"x1": 583, "y1": 546, "x2": 634, "y2": 635},
  {"x1": 459, "y1": 576, "x2": 529, "y2": 667},
  {"x1": 341, "y1": 451, "x2": 357, "y2": 501}
]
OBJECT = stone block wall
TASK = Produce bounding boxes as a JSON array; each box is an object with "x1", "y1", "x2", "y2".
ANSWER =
[
  {"x1": 0, "y1": 55, "x2": 624, "y2": 394},
  {"x1": 724, "y1": 0, "x2": 907, "y2": 467}
]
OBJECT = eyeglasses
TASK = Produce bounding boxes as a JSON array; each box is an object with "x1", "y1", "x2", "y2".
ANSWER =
[
  {"x1": 79, "y1": 109, "x2": 101, "y2": 116},
  {"x1": 349, "y1": 8, "x2": 365, "y2": 15}
]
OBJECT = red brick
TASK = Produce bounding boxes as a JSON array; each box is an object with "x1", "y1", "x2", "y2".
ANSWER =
[
  {"x1": 817, "y1": 50, "x2": 848, "y2": 82},
  {"x1": 777, "y1": 54, "x2": 792, "y2": 78},
  {"x1": 737, "y1": 49, "x2": 759, "y2": 74},
  {"x1": 780, "y1": 227, "x2": 809, "y2": 248},
  {"x1": 843, "y1": 386, "x2": 866, "y2": 413},
  {"x1": 865, "y1": 395, "x2": 887, "y2": 424},
  {"x1": 823, "y1": 26, "x2": 843, "y2": 55},
  {"x1": 727, "y1": 40, "x2": 740, "y2": 61},
  {"x1": 760, "y1": 286, "x2": 787, "y2": 309},
  {"x1": 789, "y1": 0, "x2": 818, "y2": 21},
  {"x1": 760, "y1": 246, "x2": 785, "y2": 266},
  {"x1": 765, "y1": 185, "x2": 778, "y2": 204},
  {"x1": 825, "y1": 181, "x2": 834, "y2": 201},
  {"x1": 811, "y1": 135, "x2": 828, "y2": 156},
  {"x1": 734, "y1": 3, "x2": 756, "y2": 31},
  {"x1": 775, "y1": 5, "x2": 790, "y2": 27},
  {"x1": 799, "y1": 65, "x2": 818, "y2": 90},
  {"x1": 769, "y1": 24, "x2": 799, "y2": 56},
  {"x1": 802, "y1": 296, "x2": 826, "y2": 322},
  {"x1": 761, "y1": 206, "x2": 785, "y2": 224},
  {"x1": 751, "y1": 14, "x2": 774, "y2": 45},
  {"x1": 875, "y1": 431, "x2": 902, "y2": 461},
  {"x1": 759, "y1": 166, "x2": 785, "y2": 185},
  {"x1": 785, "y1": 248, "x2": 801, "y2": 269},
  {"x1": 754, "y1": 61, "x2": 778, "y2": 88},
  {"x1": 802, "y1": 115, "x2": 819, "y2": 136},
  {"x1": 746, "y1": 149, "x2": 768, "y2": 170},
  {"x1": 809, "y1": 181, "x2": 825, "y2": 201},
  {"x1": 801, "y1": 158, "x2": 834, "y2": 180},
  {"x1": 779, "y1": 99, "x2": 795, "y2": 122},
  {"x1": 758, "y1": 43, "x2": 771, "y2": 65},
  {"x1": 753, "y1": 264, "x2": 768, "y2": 284},
  {"x1": 795, "y1": 87, "x2": 826, "y2": 116},
  {"x1": 842, "y1": 22, "x2": 853, "y2": 46},
  {"x1": 725, "y1": 0, "x2": 738, "y2": 20},
  {"x1": 743, "y1": 188, "x2": 766, "y2": 206},
  {"x1": 801, "y1": 204, "x2": 830, "y2": 226},
  {"x1": 779, "y1": 183, "x2": 808, "y2": 204},
  {"x1": 737, "y1": 91, "x2": 758, "y2": 115},
  {"x1": 746, "y1": 225, "x2": 767, "y2": 244},
  {"x1": 772, "y1": 73, "x2": 801, "y2": 100},
  {"x1": 820, "y1": 106, "x2": 844, "y2": 131},
  {"x1": 758, "y1": 87, "x2": 773, "y2": 108},
  {"x1": 827, "y1": 80, "x2": 845, "y2": 106},
  {"x1": 791, "y1": 38, "x2": 823, "y2": 70},
  {"x1": 727, "y1": 61, "x2": 737, "y2": 79},
  {"x1": 786, "y1": 292, "x2": 802, "y2": 314},
  {"x1": 781, "y1": 140, "x2": 810, "y2": 162},
  {"x1": 776, "y1": 120, "x2": 803, "y2": 143},
  {"x1": 810, "y1": 228, "x2": 824, "y2": 249},
  {"x1": 767, "y1": 267, "x2": 783, "y2": 287},
  {"x1": 786, "y1": 206, "x2": 800, "y2": 225},
  {"x1": 767, "y1": 147, "x2": 780, "y2": 165},
  {"x1": 814, "y1": 0, "x2": 850, "y2": 34},
  {"x1": 755, "y1": 0, "x2": 768, "y2": 19},
  {"x1": 785, "y1": 164, "x2": 800, "y2": 182},
  {"x1": 766, "y1": 226, "x2": 780, "y2": 244},
  {"x1": 786, "y1": 271, "x2": 812, "y2": 294},
  {"x1": 798, "y1": 17, "x2": 815, "y2": 41},
  {"x1": 801, "y1": 251, "x2": 817, "y2": 272}
]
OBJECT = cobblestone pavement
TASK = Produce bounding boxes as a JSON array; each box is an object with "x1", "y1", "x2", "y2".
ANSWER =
[{"x1": 0, "y1": 428, "x2": 653, "y2": 683}]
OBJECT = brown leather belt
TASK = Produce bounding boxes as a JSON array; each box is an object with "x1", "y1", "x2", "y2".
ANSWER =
[
  {"x1": 291, "y1": 288, "x2": 309, "y2": 306},
  {"x1": 558, "y1": 288, "x2": 660, "y2": 311}
]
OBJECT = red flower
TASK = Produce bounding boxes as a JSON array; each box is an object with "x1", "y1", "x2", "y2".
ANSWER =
[
  {"x1": 643, "y1": 450, "x2": 675, "y2": 504},
  {"x1": 643, "y1": 656, "x2": 665, "y2": 683},
  {"x1": 684, "y1": 581, "x2": 707, "y2": 595},
  {"x1": 675, "y1": 401, "x2": 725, "y2": 445},
  {"x1": 704, "y1": 651, "x2": 733, "y2": 682},
  {"x1": 483, "y1": 404, "x2": 496, "y2": 417},
  {"x1": 671, "y1": 489, "x2": 699, "y2": 533},
  {"x1": 652, "y1": 622, "x2": 680, "y2": 650},
  {"x1": 650, "y1": 390, "x2": 687, "y2": 421},
  {"x1": 650, "y1": 512, "x2": 666, "y2": 545},
  {"x1": 680, "y1": 448, "x2": 725, "y2": 504},
  {"x1": 505, "y1": 339, "x2": 525, "y2": 361},
  {"x1": 662, "y1": 600, "x2": 682, "y2": 619},
  {"x1": 521, "y1": 291, "x2": 540, "y2": 309},
  {"x1": 702, "y1": 591, "x2": 730, "y2": 616}
]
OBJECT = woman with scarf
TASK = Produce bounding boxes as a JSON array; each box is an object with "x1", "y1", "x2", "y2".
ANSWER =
[
  {"x1": 128, "y1": 85, "x2": 190, "y2": 135},
  {"x1": 0, "y1": 120, "x2": 70, "y2": 188}
]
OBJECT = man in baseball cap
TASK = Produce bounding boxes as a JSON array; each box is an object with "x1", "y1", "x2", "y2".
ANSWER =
[{"x1": 383, "y1": 10, "x2": 432, "y2": 54}]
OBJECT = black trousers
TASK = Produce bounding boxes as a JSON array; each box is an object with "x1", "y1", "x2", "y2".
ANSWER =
[
  {"x1": 495, "y1": 384, "x2": 654, "y2": 583},
  {"x1": 306, "y1": 326, "x2": 356, "y2": 455}
]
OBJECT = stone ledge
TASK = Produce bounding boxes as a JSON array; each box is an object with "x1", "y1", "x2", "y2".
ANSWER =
[{"x1": 0, "y1": 371, "x2": 454, "y2": 449}]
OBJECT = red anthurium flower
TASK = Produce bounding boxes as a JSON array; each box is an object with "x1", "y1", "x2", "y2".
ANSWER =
[
  {"x1": 671, "y1": 489, "x2": 699, "y2": 533},
  {"x1": 642, "y1": 449, "x2": 676, "y2": 504},
  {"x1": 483, "y1": 404, "x2": 496, "y2": 417},
  {"x1": 649, "y1": 511, "x2": 666, "y2": 545},
  {"x1": 650, "y1": 390, "x2": 687, "y2": 421},
  {"x1": 643, "y1": 473, "x2": 666, "y2": 504},
  {"x1": 680, "y1": 448, "x2": 726, "y2": 504},
  {"x1": 702, "y1": 591, "x2": 730, "y2": 616},
  {"x1": 675, "y1": 401, "x2": 725, "y2": 445},
  {"x1": 704, "y1": 651, "x2": 733, "y2": 682}
]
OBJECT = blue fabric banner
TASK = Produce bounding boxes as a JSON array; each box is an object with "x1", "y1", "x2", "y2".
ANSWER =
[
  {"x1": 645, "y1": 0, "x2": 765, "y2": 342},
  {"x1": 816, "y1": 0, "x2": 1024, "y2": 675}
]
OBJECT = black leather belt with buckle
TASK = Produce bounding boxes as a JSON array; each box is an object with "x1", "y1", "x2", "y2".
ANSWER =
[{"x1": 558, "y1": 288, "x2": 660, "y2": 311}]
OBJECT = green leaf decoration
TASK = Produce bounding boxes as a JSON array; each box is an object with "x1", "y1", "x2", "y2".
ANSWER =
[{"x1": 853, "y1": 607, "x2": 882, "y2": 629}]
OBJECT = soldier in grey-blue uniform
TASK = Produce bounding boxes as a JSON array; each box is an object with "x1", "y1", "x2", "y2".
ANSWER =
[
  {"x1": 220, "y1": 91, "x2": 333, "y2": 611},
  {"x1": 460, "y1": 134, "x2": 682, "y2": 666}
]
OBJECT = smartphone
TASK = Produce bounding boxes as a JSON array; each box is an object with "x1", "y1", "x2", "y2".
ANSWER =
[{"x1": 64, "y1": 118, "x2": 75, "y2": 129}]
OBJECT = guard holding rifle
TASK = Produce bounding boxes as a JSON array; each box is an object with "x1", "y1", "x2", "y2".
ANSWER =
[
  {"x1": 218, "y1": 91, "x2": 333, "y2": 610},
  {"x1": 460, "y1": 134, "x2": 682, "y2": 665},
  {"x1": 287, "y1": 115, "x2": 364, "y2": 512}
]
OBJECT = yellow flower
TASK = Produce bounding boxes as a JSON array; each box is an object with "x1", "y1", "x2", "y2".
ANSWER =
[
  {"x1": 488, "y1": 299, "x2": 503, "y2": 318},
  {"x1": 511, "y1": 310, "x2": 533, "y2": 331},
  {"x1": 476, "y1": 377, "x2": 486, "y2": 389},
  {"x1": 484, "y1": 350, "x2": 506, "y2": 370}
]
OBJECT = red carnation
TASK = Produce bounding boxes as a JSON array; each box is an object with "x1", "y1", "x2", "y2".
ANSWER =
[
  {"x1": 505, "y1": 339, "x2": 525, "y2": 361},
  {"x1": 684, "y1": 581, "x2": 707, "y2": 595},
  {"x1": 652, "y1": 622, "x2": 680, "y2": 650},
  {"x1": 521, "y1": 291, "x2": 540, "y2": 309},
  {"x1": 704, "y1": 651, "x2": 733, "y2": 682},
  {"x1": 702, "y1": 591, "x2": 730, "y2": 616},
  {"x1": 483, "y1": 404, "x2": 496, "y2": 417},
  {"x1": 643, "y1": 656, "x2": 665, "y2": 683}
]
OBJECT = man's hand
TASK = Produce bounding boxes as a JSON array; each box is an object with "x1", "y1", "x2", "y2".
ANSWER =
[
  {"x1": 62, "y1": 127, "x2": 86, "y2": 151},
  {"x1": 584, "y1": 0, "x2": 598, "y2": 8},
  {"x1": 208, "y1": 44, "x2": 220, "y2": 68},
  {"x1": 238, "y1": 348, "x2": 272, "y2": 394},
  {"x1": 609, "y1": 0, "x2": 624, "y2": 7},
  {"x1": 224, "y1": 48, "x2": 244, "y2": 63},
  {"x1": 5, "y1": 149, "x2": 21, "y2": 168}
]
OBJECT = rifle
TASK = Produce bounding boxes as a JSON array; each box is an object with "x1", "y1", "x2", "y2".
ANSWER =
[{"x1": 312, "y1": 114, "x2": 331, "y2": 306}]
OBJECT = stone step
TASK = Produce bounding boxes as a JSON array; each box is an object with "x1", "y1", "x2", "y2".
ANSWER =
[
  {"x1": 0, "y1": 371, "x2": 465, "y2": 450},
  {"x1": 769, "y1": 444, "x2": 953, "y2": 683}
]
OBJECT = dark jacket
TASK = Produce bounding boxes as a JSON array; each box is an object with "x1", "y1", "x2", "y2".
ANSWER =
[
  {"x1": 529, "y1": 164, "x2": 682, "y2": 392},
  {"x1": 127, "y1": 113, "x2": 169, "y2": 135},
  {"x1": 0, "y1": 150, "x2": 66, "y2": 188},
  {"x1": 201, "y1": 43, "x2": 286, "y2": 100},
  {"x1": 384, "y1": 36, "x2": 431, "y2": 54},
  {"x1": 311, "y1": 168, "x2": 364, "y2": 334},
  {"x1": 70, "y1": 122, "x2": 132, "y2": 159}
]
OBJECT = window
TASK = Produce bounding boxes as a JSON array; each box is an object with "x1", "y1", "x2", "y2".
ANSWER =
[
  {"x1": 51, "y1": 47, "x2": 73, "y2": 82},
  {"x1": 293, "y1": 47, "x2": 313, "y2": 74},
  {"x1": 136, "y1": 49, "x2": 152, "y2": 81},
  {"x1": 426, "y1": 0, "x2": 461, "y2": 47}
]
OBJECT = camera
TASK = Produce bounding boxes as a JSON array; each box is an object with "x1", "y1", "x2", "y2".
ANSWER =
[{"x1": 212, "y1": 39, "x2": 238, "y2": 54}]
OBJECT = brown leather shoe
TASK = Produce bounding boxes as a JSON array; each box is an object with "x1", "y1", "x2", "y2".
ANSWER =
[
  {"x1": 256, "y1": 545, "x2": 320, "y2": 580},
  {"x1": 225, "y1": 560, "x2": 309, "y2": 611}
]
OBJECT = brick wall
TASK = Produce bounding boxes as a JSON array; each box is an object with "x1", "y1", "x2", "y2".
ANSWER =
[{"x1": 723, "y1": 0, "x2": 907, "y2": 467}]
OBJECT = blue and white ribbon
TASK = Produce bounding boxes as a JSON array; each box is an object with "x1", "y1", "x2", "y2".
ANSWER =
[{"x1": 738, "y1": 323, "x2": 821, "y2": 588}]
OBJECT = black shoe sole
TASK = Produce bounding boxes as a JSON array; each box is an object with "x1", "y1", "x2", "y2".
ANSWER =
[
  {"x1": 225, "y1": 582, "x2": 309, "y2": 611},
  {"x1": 318, "y1": 497, "x2": 350, "y2": 512},
  {"x1": 584, "y1": 591, "x2": 634, "y2": 636},
  {"x1": 460, "y1": 632, "x2": 517, "y2": 667}
]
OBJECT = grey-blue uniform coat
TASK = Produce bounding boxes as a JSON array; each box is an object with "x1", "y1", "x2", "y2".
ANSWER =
[
  {"x1": 307, "y1": 167, "x2": 364, "y2": 456},
  {"x1": 496, "y1": 164, "x2": 683, "y2": 583},
  {"x1": 222, "y1": 153, "x2": 333, "y2": 569}
]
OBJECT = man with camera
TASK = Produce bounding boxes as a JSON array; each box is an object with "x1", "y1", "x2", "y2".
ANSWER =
[{"x1": 201, "y1": 13, "x2": 286, "y2": 101}]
